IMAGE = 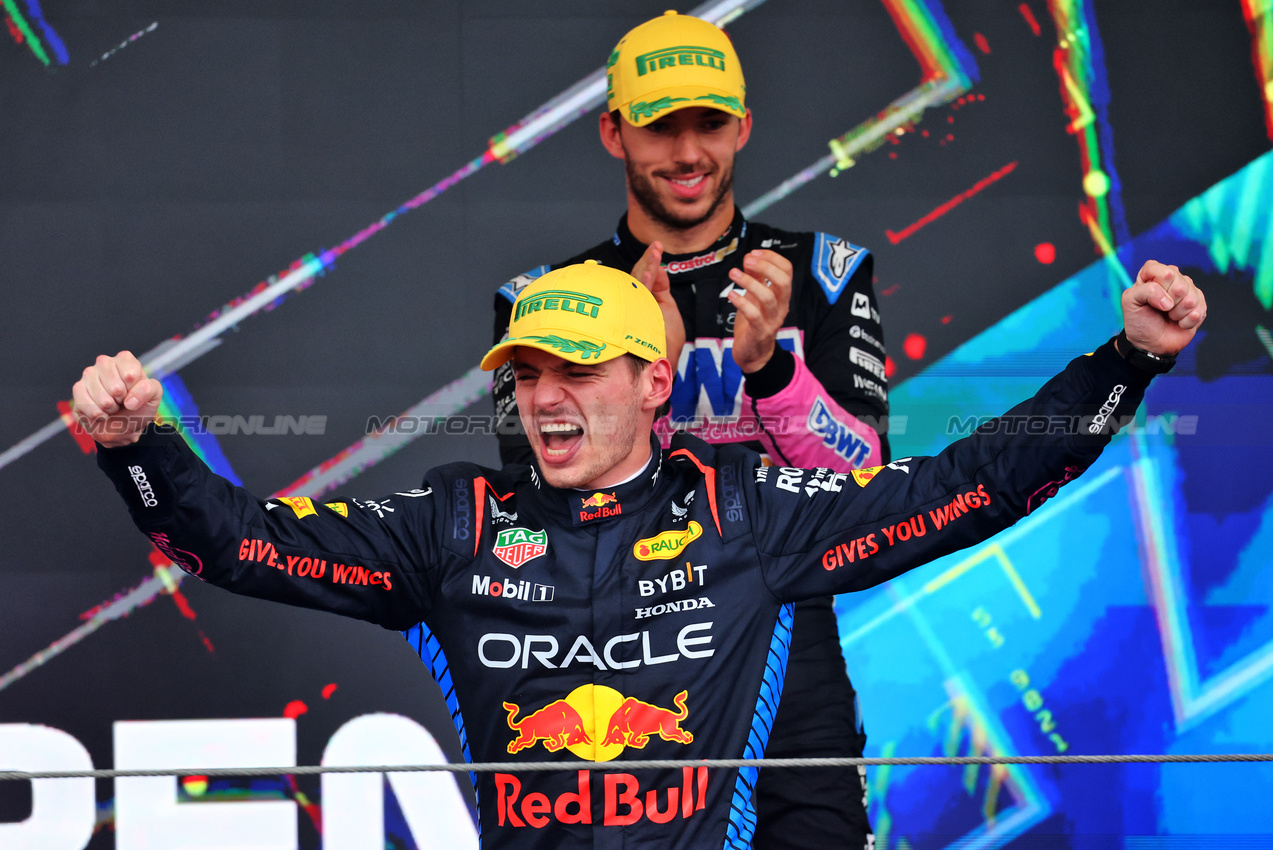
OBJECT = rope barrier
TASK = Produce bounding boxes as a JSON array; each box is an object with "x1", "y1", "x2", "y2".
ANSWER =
[{"x1": 3, "y1": 753, "x2": 1271, "y2": 783}]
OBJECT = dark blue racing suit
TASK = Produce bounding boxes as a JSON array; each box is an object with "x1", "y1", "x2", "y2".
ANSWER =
[
  {"x1": 98, "y1": 338, "x2": 1152, "y2": 850},
  {"x1": 491, "y1": 209, "x2": 888, "y2": 847}
]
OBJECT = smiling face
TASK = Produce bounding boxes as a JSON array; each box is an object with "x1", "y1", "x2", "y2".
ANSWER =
[
  {"x1": 600, "y1": 106, "x2": 752, "y2": 248},
  {"x1": 512, "y1": 347, "x2": 673, "y2": 490}
]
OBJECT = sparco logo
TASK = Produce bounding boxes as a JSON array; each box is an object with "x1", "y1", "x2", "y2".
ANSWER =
[
  {"x1": 719, "y1": 464, "x2": 743, "y2": 522},
  {"x1": 128, "y1": 465, "x2": 157, "y2": 507},
  {"x1": 1088, "y1": 384, "x2": 1127, "y2": 434},
  {"x1": 452, "y1": 479, "x2": 471, "y2": 540}
]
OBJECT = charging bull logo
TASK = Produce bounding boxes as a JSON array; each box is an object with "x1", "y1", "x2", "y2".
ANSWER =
[
  {"x1": 503, "y1": 684, "x2": 693, "y2": 761},
  {"x1": 602, "y1": 690, "x2": 693, "y2": 747},
  {"x1": 504, "y1": 699, "x2": 592, "y2": 754}
]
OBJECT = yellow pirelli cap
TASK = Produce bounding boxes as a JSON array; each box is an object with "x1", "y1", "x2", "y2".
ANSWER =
[
  {"x1": 480, "y1": 260, "x2": 666, "y2": 370},
  {"x1": 606, "y1": 10, "x2": 746, "y2": 127}
]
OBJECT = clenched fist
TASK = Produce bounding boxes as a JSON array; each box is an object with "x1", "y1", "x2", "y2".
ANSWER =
[
  {"x1": 72, "y1": 351, "x2": 163, "y2": 448},
  {"x1": 1122, "y1": 260, "x2": 1207, "y2": 357}
]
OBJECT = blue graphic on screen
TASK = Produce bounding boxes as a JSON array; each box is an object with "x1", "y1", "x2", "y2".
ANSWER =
[{"x1": 836, "y1": 150, "x2": 1273, "y2": 846}]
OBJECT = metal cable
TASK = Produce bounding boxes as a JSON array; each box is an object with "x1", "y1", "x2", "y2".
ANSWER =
[{"x1": 3, "y1": 753, "x2": 1271, "y2": 783}]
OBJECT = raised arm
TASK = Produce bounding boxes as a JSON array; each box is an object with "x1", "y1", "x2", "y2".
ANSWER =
[
  {"x1": 76, "y1": 353, "x2": 446, "y2": 630},
  {"x1": 744, "y1": 261, "x2": 1203, "y2": 600}
]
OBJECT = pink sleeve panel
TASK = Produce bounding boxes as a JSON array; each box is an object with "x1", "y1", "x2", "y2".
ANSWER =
[{"x1": 742, "y1": 354, "x2": 883, "y2": 472}]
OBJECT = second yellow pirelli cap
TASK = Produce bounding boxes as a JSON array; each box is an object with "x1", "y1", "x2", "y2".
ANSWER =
[{"x1": 605, "y1": 10, "x2": 747, "y2": 127}]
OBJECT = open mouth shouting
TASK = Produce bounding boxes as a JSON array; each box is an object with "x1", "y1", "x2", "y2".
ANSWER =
[{"x1": 538, "y1": 420, "x2": 585, "y2": 463}]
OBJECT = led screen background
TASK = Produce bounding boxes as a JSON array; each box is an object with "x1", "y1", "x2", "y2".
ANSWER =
[{"x1": 1, "y1": 0, "x2": 1271, "y2": 847}]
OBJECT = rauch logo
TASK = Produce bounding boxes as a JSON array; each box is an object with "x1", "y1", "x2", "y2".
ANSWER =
[{"x1": 633, "y1": 522, "x2": 702, "y2": 561}]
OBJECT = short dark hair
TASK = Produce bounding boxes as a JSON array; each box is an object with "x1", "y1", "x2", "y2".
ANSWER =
[{"x1": 622, "y1": 353, "x2": 672, "y2": 420}]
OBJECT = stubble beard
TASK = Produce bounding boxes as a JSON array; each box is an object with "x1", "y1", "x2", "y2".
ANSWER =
[{"x1": 625, "y1": 156, "x2": 735, "y2": 233}]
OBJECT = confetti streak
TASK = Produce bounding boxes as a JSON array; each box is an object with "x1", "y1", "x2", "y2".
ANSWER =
[
  {"x1": 1018, "y1": 2, "x2": 1042, "y2": 37},
  {"x1": 21, "y1": 0, "x2": 67, "y2": 63},
  {"x1": 280, "y1": 366, "x2": 492, "y2": 499},
  {"x1": 1258, "y1": 324, "x2": 1273, "y2": 361},
  {"x1": 1242, "y1": 0, "x2": 1273, "y2": 142},
  {"x1": 1, "y1": 0, "x2": 53, "y2": 65},
  {"x1": 1056, "y1": 63, "x2": 1094, "y2": 134},
  {"x1": 1047, "y1": 0, "x2": 1131, "y2": 255},
  {"x1": 884, "y1": 161, "x2": 1018, "y2": 244},
  {"x1": 0, "y1": 564, "x2": 186, "y2": 693},
  {"x1": 90, "y1": 21, "x2": 157, "y2": 67},
  {"x1": 1077, "y1": 201, "x2": 1135, "y2": 296},
  {"x1": 155, "y1": 373, "x2": 244, "y2": 485},
  {"x1": 744, "y1": 0, "x2": 979, "y2": 215},
  {"x1": 0, "y1": 0, "x2": 766, "y2": 475}
]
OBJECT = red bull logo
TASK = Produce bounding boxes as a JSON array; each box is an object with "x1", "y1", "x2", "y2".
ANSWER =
[
  {"x1": 503, "y1": 684, "x2": 693, "y2": 761},
  {"x1": 504, "y1": 699, "x2": 592, "y2": 754},
  {"x1": 578, "y1": 492, "x2": 622, "y2": 522},
  {"x1": 602, "y1": 690, "x2": 693, "y2": 747},
  {"x1": 495, "y1": 765, "x2": 708, "y2": 828}
]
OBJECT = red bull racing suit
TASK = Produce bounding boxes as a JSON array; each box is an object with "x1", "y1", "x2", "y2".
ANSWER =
[
  {"x1": 491, "y1": 209, "x2": 887, "y2": 846},
  {"x1": 98, "y1": 338, "x2": 1152, "y2": 850}
]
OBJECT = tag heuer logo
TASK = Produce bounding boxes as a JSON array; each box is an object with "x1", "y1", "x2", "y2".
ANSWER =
[{"x1": 493, "y1": 527, "x2": 548, "y2": 569}]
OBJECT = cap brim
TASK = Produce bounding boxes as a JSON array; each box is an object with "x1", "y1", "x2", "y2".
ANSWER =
[
  {"x1": 620, "y1": 86, "x2": 746, "y2": 127},
  {"x1": 480, "y1": 332, "x2": 626, "y2": 371}
]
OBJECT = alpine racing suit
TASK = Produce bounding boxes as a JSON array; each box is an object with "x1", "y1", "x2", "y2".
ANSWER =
[
  {"x1": 491, "y1": 209, "x2": 887, "y2": 845},
  {"x1": 98, "y1": 338, "x2": 1151, "y2": 850}
]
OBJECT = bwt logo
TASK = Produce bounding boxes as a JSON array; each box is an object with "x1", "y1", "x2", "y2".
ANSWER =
[{"x1": 807, "y1": 399, "x2": 871, "y2": 467}]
